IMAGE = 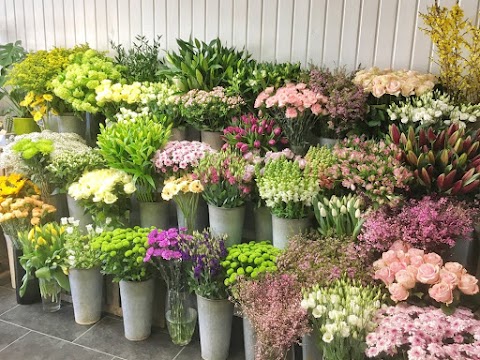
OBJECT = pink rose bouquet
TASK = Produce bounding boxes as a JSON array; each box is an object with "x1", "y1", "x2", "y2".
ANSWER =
[
  {"x1": 152, "y1": 141, "x2": 214, "y2": 178},
  {"x1": 365, "y1": 304, "x2": 480, "y2": 359},
  {"x1": 254, "y1": 83, "x2": 328, "y2": 154},
  {"x1": 222, "y1": 113, "x2": 288, "y2": 156},
  {"x1": 373, "y1": 241, "x2": 479, "y2": 311}
]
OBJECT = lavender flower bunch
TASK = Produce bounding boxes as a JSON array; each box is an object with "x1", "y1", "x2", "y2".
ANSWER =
[
  {"x1": 309, "y1": 67, "x2": 368, "y2": 137},
  {"x1": 182, "y1": 229, "x2": 229, "y2": 300}
]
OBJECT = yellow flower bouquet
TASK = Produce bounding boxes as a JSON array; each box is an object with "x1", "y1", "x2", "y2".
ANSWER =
[{"x1": 0, "y1": 173, "x2": 39, "y2": 203}]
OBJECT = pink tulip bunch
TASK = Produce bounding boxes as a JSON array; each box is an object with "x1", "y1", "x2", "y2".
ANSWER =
[{"x1": 374, "y1": 241, "x2": 479, "y2": 306}]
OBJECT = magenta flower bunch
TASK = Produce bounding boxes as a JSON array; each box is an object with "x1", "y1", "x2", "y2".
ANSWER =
[
  {"x1": 194, "y1": 148, "x2": 255, "y2": 208},
  {"x1": 152, "y1": 141, "x2": 213, "y2": 178},
  {"x1": 358, "y1": 196, "x2": 477, "y2": 255},
  {"x1": 326, "y1": 137, "x2": 413, "y2": 207},
  {"x1": 365, "y1": 304, "x2": 480, "y2": 359},
  {"x1": 233, "y1": 273, "x2": 309, "y2": 360},
  {"x1": 222, "y1": 113, "x2": 287, "y2": 156},
  {"x1": 373, "y1": 241, "x2": 479, "y2": 309}
]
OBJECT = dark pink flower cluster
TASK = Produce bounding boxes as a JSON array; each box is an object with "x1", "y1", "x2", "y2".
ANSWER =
[{"x1": 365, "y1": 304, "x2": 480, "y2": 359}]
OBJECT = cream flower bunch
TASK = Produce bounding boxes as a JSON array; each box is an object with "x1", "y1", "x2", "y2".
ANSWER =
[
  {"x1": 68, "y1": 168, "x2": 135, "y2": 228},
  {"x1": 354, "y1": 67, "x2": 437, "y2": 98},
  {"x1": 301, "y1": 278, "x2": 385, "y2": 360}
]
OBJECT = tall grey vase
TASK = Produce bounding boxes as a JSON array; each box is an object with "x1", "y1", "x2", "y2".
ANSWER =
[
  {"x1": 208, "y1": 204, "x2": 245, "y2": 247},
  {"x1": 69, "y1": 267, "x2": 103, "y2": 325},
  {"x1": 271, "y1": 215, "x2": 310, "y2": 249},
  {"x1": 66, "y1": 195, "x2": 92, "y2": 234},
  {"x1": 138, "y1": 201, "x2": 169, "y2": 229}
]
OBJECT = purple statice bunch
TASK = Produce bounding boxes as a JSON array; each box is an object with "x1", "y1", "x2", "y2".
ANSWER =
[
  {"x1": 222, "y1": 113, "x2": 288, "y2": 156},
  {"x1": 365, "y1": 304, "x2": 480, "y2": 359},
  {"x1": 358, "y1": 195, "x2": 478, "y2": 257},
  {"x1": 144, "y1": 227, "x2": 192, "y2": 288},
  {"x1": 309, "y1": 67, "x2": 368, "y2": 137},
  {"x1": 234, "y1": 273, "x2": 310, "y2": 360},
  {"x1": 182, "y1": 229, "x2": 229, "y2": 299}
]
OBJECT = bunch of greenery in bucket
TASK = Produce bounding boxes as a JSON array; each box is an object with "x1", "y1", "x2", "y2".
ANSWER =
[
  {"x1": 91, "y1": 227, "x2": 153, "y2": 282},
  {"x1": 144, "y1": 227, "x2": 197, "y2": 345},
  {"x1": 276, "y1": 233, "x2": 372, "y2": 290},
  {"x1": 325, "y1": 137, "x2": 413, "y2": 208},
  {"x1": 6, "y1": 45, "x2": 89, "y2": 122},
  {"x1": 175, "y1": 86, "x2": 244, "y2": 132},
  {"x1": 308, "y1": 66, "x2": 368, "y2": 138},
  {"x1": 365, "y1": 304, "x2": 480, "y2": 359},
  {"x1": 357, "y1": 195, "x2": 478, "y2": 257},
  {"x1": 387, "y1": 90, "x2": 480, "y2": 132},
  {"x1": 222, "y1": 113, "x2": 288, "y2": 156},
  {"x1": 389, "y1": 123, "x2": 480, "y2": 196},
  {"x1": 373, "y1": 241, "x2": 479, "y2": 314},
  {"x1": 161, "y1": 174, "x2": 204, "y2": 233},
  {"x1": 222, "y1": 241, "x2": 281, "y2": 287},
  {"x1": 301, "y1": 277, "x2": 385, "y2": 360},
  {"x1": 353, "y1": 67, "x2": 436, "y2": 137},
  {"x1": 256, "y1": 149, "x2": 319, "y2": 219},
  {"x1": 254, "y1": 82, "x2": 328, "y2": 155},
  {"x1": 233, "y1": 273, "x2": 310, "y2": 360},
  {"x1": 51, "y1": 48, "x2": 125, "y2": 114},
  {"x1": 45, "y1": 148, "x2": 106, "y2": 194},
  {"x1": 17, "y1": 222, "x2": 70, "y2": 311},
  {"x1": 0, "y1": 195, "x2": 56, "y2": 244},
  {"x1": 313, "y1": 194, "x2": 365, "y2": 239},
  {"x1": 194, "y1": 147, "x2": 255, "y2": 208},
  {"x1": 67, "y1": 168, "x2": 136, "y2": 229},
  {"x1": 97, "y1": 114, "x2": 171, "y2": 202}
]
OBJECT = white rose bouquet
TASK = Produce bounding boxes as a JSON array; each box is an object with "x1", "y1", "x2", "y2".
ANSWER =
[
  {"x1": 67, "y1": 168, "x2": 136, "y2": 228},
  {"x1": 301, "y1": 277, "x2": 385, "y2": 360}
]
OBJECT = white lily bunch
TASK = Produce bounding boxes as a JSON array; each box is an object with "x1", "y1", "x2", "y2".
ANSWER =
[
  {"x1": 313, "y1": 194, "x2": 364, "y2": 238},
  {"x1": 301, "y1": 278, "x2": 385, "y2": 360}
]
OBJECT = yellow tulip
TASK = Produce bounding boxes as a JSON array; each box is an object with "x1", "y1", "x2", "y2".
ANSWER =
[{"x1": 42, "y1": 94, "x2": 53, "y2": 101}]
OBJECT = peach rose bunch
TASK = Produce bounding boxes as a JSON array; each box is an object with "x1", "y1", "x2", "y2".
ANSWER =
[
  {"x1": 353, "y1": 67, "x2": 437, "y2": 98},
  {"x1": 373, "y1": 241, "x2": 479, "y2": 307}
]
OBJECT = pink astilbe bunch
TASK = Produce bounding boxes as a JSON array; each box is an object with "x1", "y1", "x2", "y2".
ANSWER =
[
  {"x1": 373, "y1": 241, "x2": 479, "y2": 307},
  {"x1": 234, "y1": 273, "x2": 309, "y2": 360},
  {"x1": 365, "y1": 304, "x2": 480, "y2": 360},
  {"x1": 222, "y1": 113, "x2": 287, "y2": 156},
  {"x1": 152, "y1": 141, "x2": 213, "y2": 178},
  {"x1": 358, "y1": 196, "x2": 478, "y2": 255},
  {"x1": 326, "y1": 137, "x2": 413, "y2": 207}
]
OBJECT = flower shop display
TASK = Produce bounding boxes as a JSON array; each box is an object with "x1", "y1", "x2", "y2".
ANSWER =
[
  {"x1": 17, "y1": 222, "x2": 70, "y2": 312},
  {"x1": 390, "y1": 123, "x2": 480, "y2": 195},
  {"x1": 357, "y1": 195, "x2": 478, "y2": 258},
  {"x1": 234, "y1": 273, "x2": 309, "y2": 360},
  {"x1": 161, "y1": 37, "x2": 252, "y2": 92},
  {"x1": 308, "y1": 66, "x2": 368, "y2": 139},
  {"x1": 388, "y1": 90, "x2": 480, "y2": 131},
  {"x1": 256, "y1": 149, "x2": 317, "y2": 248},
  {"x1": 420, "y1": 3, "x2": 480, "y2": 104},
  {"x1": 301, "y1": 277, "x2": 384, "y2": 360},
  {"x1": 110, "y1": 35, "x2": 164, "y2": 83},
  {"x1": 182, "y1": 229, "x2": 231, "y2": 360},
  {"x1": 254, "y1": 83, "x2": 328, "y2": 155},
  {"x1": 313, "y1": 194, "x2": 364, "y2": 239},
  {"x1": 373, "y1": 241, "x2": 479, "y2": 312},
  {"x1": 92, "y1": 226, "x2": 154, "y2": 341},
  {"x1": 144, "y1": 227, "x2": 197, "y2": 346},
  {"x1": 222, "y1": 113, "x2": 287, "y2": 156},
  {"x1": 64, "y1": 217, "x2": 103, "y2": 325},
  {"x1": 222, "y1": 241, "x2": 281, "y2": 287},
  {"x1": 97, "y1": 114, "x2": 171, "y2": 227},
  {"x1": 67, "y1": 168, "x2": 136, "y2": 229},
  {"x1": 365, "y1": 304, "x2": 480, "y2": 359},
  {"x1": 195, "y1": 148, "x2": 254, "y2": 245},
  {"x1": 326, "y1": 137, "x2": 413, "y2": 207}
]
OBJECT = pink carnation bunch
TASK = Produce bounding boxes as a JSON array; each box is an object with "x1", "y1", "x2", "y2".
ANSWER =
[
  {"x1": 365, "y1": 304, "x2": 480, "y2": 359},
  {"x1": 152, "y1": 141, "x2": 213, "y2": 178},
  {"x1": 373, "y1": 241, "x2": 479, "y2": 306}
]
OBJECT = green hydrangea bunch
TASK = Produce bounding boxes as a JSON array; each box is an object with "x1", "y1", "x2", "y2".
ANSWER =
[
  {"x1": 91, "y1": 226, "x2": 153, "y2": 282},
  {"x1": 222, "y1": 241, "x2": 281, "y2": 286}
]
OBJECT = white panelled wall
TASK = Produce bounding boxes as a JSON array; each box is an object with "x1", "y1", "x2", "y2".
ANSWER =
[{"x1": 0, "y1": 0, "x2": 479, "y2": 72}]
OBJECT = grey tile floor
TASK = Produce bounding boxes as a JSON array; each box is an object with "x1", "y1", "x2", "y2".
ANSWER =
[{"x1": 0, "y1": 276, "x2": 245, "y2": 360}]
